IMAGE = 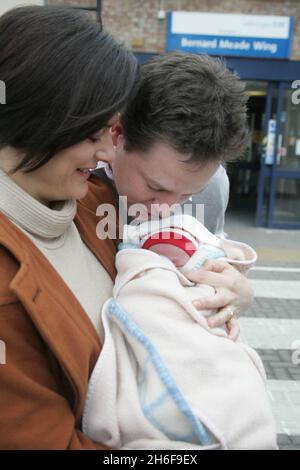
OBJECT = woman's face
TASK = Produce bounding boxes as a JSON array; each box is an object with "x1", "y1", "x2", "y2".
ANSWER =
[{"x1": 0, "y1": 126, "x2": 115, "y2": 206}]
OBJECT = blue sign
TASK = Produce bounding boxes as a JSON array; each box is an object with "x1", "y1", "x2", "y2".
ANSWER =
[{"x1": 167, "y1": 12, "x2": 294, "y2": 59}]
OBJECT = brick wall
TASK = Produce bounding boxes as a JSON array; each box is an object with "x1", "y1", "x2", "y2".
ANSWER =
[
  {"x1": 47, "y1": 0, "x2": 300, "y2": 60},
  {"x1": 0, "y1": 0, "x2": 44, "y2": 16}
]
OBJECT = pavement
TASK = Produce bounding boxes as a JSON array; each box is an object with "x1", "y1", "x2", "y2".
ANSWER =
[{"x1": 225, "y1": 209, "x2": 300, "y2": 450}]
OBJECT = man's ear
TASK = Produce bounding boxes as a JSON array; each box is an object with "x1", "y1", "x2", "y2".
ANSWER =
[{"x1": 110, "y1": 122, "x2": 124, "y2": 148}]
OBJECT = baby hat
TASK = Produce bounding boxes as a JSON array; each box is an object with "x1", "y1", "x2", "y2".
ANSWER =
[
  {"x1": 123, "y1": 214, "x2": 221, "y2": 251},
  {"x1": 122, "y1": 214, "x2": 257, "y2": 272},
  {"x1": 142, "y1": 227, "x2": 199, "y2": 257}
]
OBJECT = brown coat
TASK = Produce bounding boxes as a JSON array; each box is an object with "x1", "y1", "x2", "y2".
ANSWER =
[{"x1": 0, "y1": 175, "x2": 119, "y2": 449}]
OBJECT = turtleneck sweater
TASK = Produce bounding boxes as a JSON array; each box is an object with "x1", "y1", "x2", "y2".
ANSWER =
[{"x1": 0, "y1": 169, "x2": 113, "y2": 339}]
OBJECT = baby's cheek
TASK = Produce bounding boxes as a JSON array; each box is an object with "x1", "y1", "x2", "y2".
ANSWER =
[{"x1": 149, "y1": 244, "x2": 190, "y2": 267}]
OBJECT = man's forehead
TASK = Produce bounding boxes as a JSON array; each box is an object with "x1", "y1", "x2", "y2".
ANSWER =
[{"x1": 141, "y1": 159, "x2": 219, "y2": 193}]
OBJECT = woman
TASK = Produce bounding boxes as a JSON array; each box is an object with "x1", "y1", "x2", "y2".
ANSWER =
[
  {"x1": 0, "y1": 6, "x2": 253, "y2": 450},
  {"x1": 0, "y1": 5, "x2": 138, "y2": 450}
]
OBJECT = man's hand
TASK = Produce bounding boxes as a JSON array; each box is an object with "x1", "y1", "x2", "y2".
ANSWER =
[{"x1": 183, "y1": 259, "x2": 254, "y2": 341}]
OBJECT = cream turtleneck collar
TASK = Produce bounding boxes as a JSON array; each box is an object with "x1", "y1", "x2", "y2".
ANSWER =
[{"x1": 0, "y1": 168, "x2": 77, "y2": 239}]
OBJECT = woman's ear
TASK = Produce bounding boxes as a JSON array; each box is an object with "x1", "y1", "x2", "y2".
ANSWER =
[{"x1": 110, "y1": 121, "x2": 124, "y2": 149}]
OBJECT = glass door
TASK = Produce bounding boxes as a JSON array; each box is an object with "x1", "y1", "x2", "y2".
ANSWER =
[
  {"x1": 256, "y1": 82, "x2": 300, "y2": 229},
  {"x1": 269, "y1": 82, "x2": 300, "y2": 228},
  {"x1": 228, "y1": 81, "x2": 269, "y2": 212}
]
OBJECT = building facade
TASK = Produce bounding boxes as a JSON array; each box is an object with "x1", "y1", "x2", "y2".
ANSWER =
[{"x1": 46, "y1": 0, "x2": 300, "y2": 60}]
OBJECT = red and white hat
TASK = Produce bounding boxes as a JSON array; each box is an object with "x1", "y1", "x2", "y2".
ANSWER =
[
  {"x1": 122, "y1": 214, "x2": 257, "y2": 272},
  {"x1": 123, "y1": 214, "x2": 221, "y2": 251},
  {"x1": 142, "y1": 227, "x2": 199, "y2": 258}
]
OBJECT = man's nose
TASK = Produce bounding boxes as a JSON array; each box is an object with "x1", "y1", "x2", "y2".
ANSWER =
[
  {"x1": 157, "y1": 194, "x2": 181, "y2": 206},
  {"x1": 151, "y1": 195, "x2": 182, "y2": 216}
]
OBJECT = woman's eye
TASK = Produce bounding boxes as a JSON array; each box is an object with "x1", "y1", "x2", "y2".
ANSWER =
[
  {"x1": 148, "y1": 185, "x2": 164, "y2": 192},
  {"x1": 88, "y1": 136, "x2": 101, "y2": 143}
]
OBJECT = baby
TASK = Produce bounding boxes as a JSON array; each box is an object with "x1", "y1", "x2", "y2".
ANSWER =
[
  {"x1": 120, "y1": 214, "x2": 256, "y2": 335},
  {"x1": 83, "y1": 215, "x2": 277, "y2": 450},
  {"x1": 124, "y1": 213, "x2": 255, "y2": 269}
]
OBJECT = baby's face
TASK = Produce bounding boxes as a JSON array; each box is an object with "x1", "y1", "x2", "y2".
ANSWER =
[{"x1": 148, "y1": 243, "x2": 190, "y2": 268}]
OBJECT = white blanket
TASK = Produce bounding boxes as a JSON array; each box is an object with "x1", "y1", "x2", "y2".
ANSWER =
[{"x1": 82, "y1": 248, "x2": 277, "y2": 450}]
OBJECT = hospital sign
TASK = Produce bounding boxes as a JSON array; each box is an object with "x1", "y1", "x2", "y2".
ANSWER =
[{"x1": 167, "y1": 12, "x2": 293, "y2": 59}]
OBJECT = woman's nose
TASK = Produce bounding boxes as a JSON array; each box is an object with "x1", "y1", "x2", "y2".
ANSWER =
[{"x1": 95, "y1": 145, "x2": 116, "y2": 165}]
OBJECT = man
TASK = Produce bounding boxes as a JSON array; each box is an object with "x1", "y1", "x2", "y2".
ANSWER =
[
  {"x1": 106, "y1": 53, "x2": 245, "y2": 234},
  {"x1": 95, "y1": 52, "x2": 252, "y2": 339}
]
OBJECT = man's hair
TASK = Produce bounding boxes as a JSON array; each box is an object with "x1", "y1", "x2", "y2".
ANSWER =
[
  {"x1": 122, "y1": 52, "x2": 249, "y2": 164},
  {"x1": 0, "y1": 6, "x2": 139, "y2": 172}
]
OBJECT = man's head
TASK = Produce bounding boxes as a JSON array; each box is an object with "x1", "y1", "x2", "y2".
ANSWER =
[{"x1": 111, "y1": 52, "x2": 249, "y2": 214}]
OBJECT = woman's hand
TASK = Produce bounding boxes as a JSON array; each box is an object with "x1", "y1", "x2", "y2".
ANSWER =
[{"x1": 184, "y1": 259, "x2": 254, "y2": 341}]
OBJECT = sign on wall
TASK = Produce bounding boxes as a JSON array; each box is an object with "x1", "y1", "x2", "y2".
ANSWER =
[{"x1": 167, "y1": 12, "x2": 293, "y2": 59}]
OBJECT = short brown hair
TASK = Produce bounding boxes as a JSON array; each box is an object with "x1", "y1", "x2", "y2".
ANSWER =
[{"x1": 122, "y1": 52, "x2": 249, "y2": 164}]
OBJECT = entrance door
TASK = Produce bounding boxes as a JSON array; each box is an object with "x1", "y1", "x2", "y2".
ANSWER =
[
  {"x1": 227, "y1": 81, "x2": 269, "y2": 212},
  {"x1": 256, "y1": 82, "x2": 300, "y2": 228}
]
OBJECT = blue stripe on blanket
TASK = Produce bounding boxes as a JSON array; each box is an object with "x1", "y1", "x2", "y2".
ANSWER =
[
  {"x1": 107, "y1": 298, "x2": 215, "y2": 447},
  {"x1": 118, "y1": 242, "x2": 140, "y2": 251},
  {"x1": 190, "y1": 246, "x2": 226, "y2": 270}
]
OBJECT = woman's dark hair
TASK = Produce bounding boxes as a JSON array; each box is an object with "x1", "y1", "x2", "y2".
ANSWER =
[
  {"x1": 122, "y1": 52, "x2": 249, "y2": 164},
  {"x1": 0, "y1": 5, "x2": 139, "y2": 172}
]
